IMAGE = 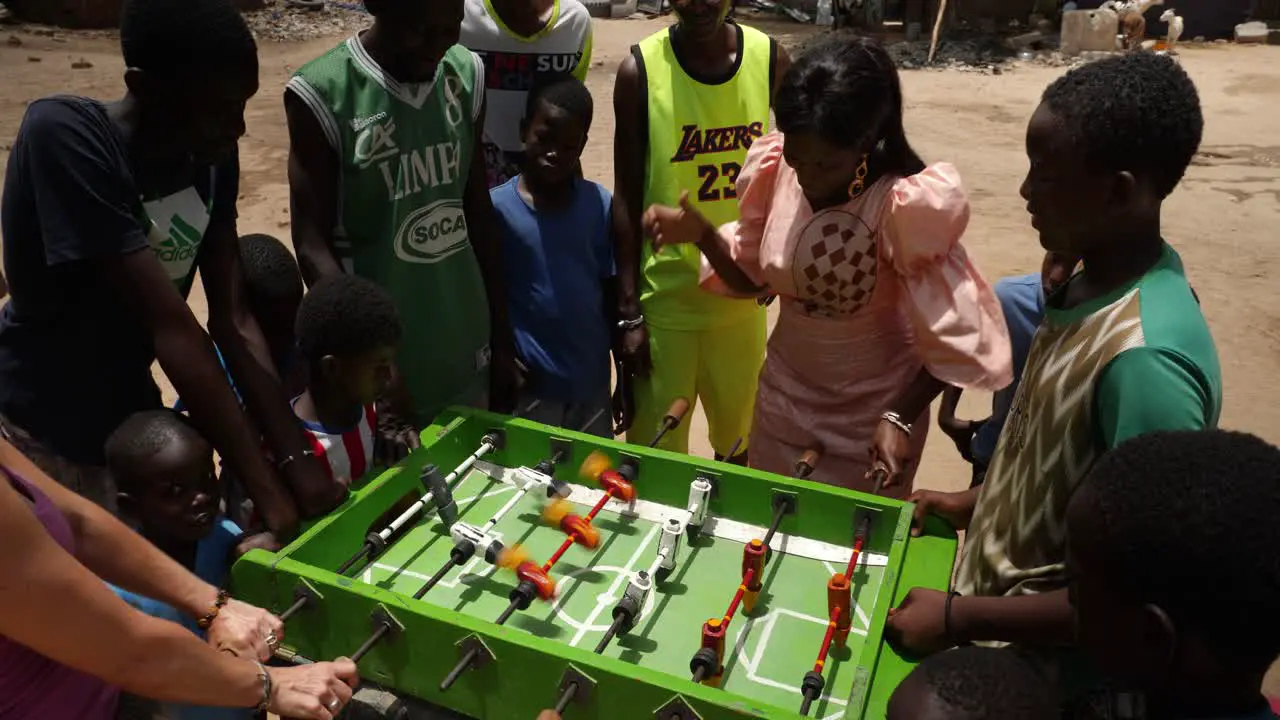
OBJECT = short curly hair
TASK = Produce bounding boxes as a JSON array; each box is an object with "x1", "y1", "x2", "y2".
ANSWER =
[
  {"x1": 295, "y1": 274, "x2": 402, "y2": 366},
  {"x1": 907, "y1": 646, "x2": 1056, "y2": 719},
  {"x1": 120, "y1": 0, "x2": 257, "y2": 75},
  {"x1": 1041, "y1": 51, "x2": 1203, "y2": 199},
  {"x1": 239, "y1": 234, "x2": 303, "y2": 305},
  {"x1": 105, "y1": 409, "x2": 208, "y2": 491},
  {"x1": 1078, "y1": 429, "x2": 1280, "y2": 672},
  {"x1": 524, "y1": 73, "x2": 594, "y2": 129}
]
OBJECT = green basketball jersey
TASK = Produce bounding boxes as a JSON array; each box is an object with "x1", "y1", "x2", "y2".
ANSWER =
[{"x1": 288, "y1": 39, "x2": 491, "y2": 426}]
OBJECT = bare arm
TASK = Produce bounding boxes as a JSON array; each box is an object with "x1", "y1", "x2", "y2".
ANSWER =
[
  {"x1": 0, "y1": 457, "x2": 265, "y2": 707},
  {"x1": 285, "y1": 90, "x2": 344, "y2": 287},
  {"x1": 951, "y1": 589, "x2": 1075, "y2": 646},
  {"x1": 464, "y1": 96, "x2": 518, "y2": 408},
  {"x1": 0, "y1": 439, "x2": 217, "y2": 619},
  {"x1": 612, "y1": 55, "x2": 646, "y2": 322},
  {"x1": 770, "y1": 42, "x2": 792, "y2": 106},
  {"x1": 102, "y1": 248, "x2": 299, "y2": 537},
  {"x1": 201, "y1": 213, "x2": 339, "y2": 518}
]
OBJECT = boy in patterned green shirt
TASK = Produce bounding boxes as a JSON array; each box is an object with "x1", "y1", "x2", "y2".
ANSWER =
[
  {"x1": 885, "y1": 52, "x2": 1222, "y2": 707},
  {"x1": 285, "y1": 0, "x2": 518, "y2": 434}
]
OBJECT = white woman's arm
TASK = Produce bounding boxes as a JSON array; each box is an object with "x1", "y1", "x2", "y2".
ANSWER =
[
  {"x1": 0, "y1": 438, "x2": 278, "y2": 661},
  {"x1": 0, "y1": 465, "x2": 266, "y2": 706}
]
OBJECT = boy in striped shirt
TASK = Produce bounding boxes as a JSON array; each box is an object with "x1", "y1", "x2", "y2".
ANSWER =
[{"x1": 292, "y1": 274, "x2": 403, "y2": 491}]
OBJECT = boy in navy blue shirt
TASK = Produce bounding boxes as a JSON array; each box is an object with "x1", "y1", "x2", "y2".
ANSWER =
[{"x1": 491, "y1": 75, "x2": 620, "y2": 437}]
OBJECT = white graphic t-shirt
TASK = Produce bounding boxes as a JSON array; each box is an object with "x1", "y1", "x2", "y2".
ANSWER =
[{"x1": 461, "y1": 0, "x2": 594, "y2": 188}]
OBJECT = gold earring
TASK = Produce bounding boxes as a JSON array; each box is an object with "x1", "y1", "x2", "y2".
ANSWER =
[{"x1": 847, "y1": 155, "x2": 869, "y2": 199}]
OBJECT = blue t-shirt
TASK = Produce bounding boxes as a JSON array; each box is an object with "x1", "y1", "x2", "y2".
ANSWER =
[
  {"x1": 491, "y1": 176, "x2": 615, "y2": 403},
  {"x1": 112, "y1": 518, "x2": 253, "y2": 720},
  {"x1": 0, "y1": 96, "x2": 238, "y2": 463},
  {"x1": 972, "y1": 273, "x2": 1045, "y2": 463}
]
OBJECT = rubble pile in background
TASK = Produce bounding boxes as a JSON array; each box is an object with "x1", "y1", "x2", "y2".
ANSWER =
[{"x1": 241, "y1": 0, "x2": 369, "y2": 43}]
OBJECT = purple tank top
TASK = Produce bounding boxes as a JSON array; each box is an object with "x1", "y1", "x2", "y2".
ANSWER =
[{"x1": 0, "y1": 467, "x2": 120, "y2": 719}]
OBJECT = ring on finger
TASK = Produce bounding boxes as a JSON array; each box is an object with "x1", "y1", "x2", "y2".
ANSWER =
[{"x1": 265, "y1": 630, "x2": 278, "y2": 649}]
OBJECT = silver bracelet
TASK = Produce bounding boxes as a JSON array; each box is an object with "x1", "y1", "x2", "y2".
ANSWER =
[
  {"x1": 253, "y1": 661, "x2": 272, "y2": 712},
  {"x1": 881, "y1": 411, "x2": 913, "y2": 437},
  {"x1": 617, "y1": 314, "x2": 645, "y2": 330}
]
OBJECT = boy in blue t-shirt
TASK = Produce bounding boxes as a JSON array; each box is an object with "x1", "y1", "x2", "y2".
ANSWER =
[
  {"x1": 491, "y1": 74, "x2": 620, "y2": 438},
  {"x1": 105, "y1": 409, "x2": 262, "y2": 720}
]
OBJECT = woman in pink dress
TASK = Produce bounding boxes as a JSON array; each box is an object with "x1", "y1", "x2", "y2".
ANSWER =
[{"x1": 643, "y1": 35, "x2": 1011, "y2": 496}]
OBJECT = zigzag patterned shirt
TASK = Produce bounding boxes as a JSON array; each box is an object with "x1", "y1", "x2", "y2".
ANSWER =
[{"x1": 955, "y1": 243, "x2": 1221, "y2": 599}]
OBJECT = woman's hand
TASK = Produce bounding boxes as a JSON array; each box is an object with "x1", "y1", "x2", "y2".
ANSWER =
[
  {"x1": 207, "y1": 598, "x2": 284, "y2": 661},
  {"x1": 869, "y1": 417, "x2": 913, "y2": 489},
  {"x1": 643, "y1": 192, "x2": 715, "y2": 251},
  {"x1": 267, "y1": 659, "x2": 359, "y2": 719}
]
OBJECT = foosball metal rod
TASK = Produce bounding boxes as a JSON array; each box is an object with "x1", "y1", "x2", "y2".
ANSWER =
[
  {"x1": 446, "y1": 404, "x2": 685, "y2": 698},
  {"x1": 798, "y1": 467, "x2": 881, "y2": 716}
]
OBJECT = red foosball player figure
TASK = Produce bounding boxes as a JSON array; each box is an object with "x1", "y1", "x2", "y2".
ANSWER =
[
  {"x1": 496, "y1": 546, "x2": 557, "y2": 603},
  {"x1": 542, "y1": 499, "x2": 601, "y2": 549},
  {"x1": 742, "y1": 539, "x2": 767, "y2": 614},
  {"x1": 579, "y1": 451, "x2": 637, "y2": 504}
]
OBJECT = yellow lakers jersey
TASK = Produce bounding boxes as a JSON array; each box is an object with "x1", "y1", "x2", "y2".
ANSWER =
[{"x1": 636, "y1": 22, "x2": 774, "y2": 330}]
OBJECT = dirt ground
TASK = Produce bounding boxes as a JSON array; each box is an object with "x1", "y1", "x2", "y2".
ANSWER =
[{"x1": 2, "y1": 14, "x2": 1280, "y2": 691}]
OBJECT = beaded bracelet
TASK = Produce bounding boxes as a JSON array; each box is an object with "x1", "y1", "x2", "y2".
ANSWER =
[{"x1": 196, "y1": 588, "x2": 230, "y2": 630}]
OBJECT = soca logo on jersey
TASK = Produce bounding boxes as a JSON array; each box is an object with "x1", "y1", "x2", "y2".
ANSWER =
[{"x1": 394, "y1": 199, "x2": 470, "y2": 264}]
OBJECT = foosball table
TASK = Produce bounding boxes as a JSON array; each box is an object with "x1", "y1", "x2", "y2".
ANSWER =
[{"x1": 229, "y1": 401, "x2": 958, "y2": 720}]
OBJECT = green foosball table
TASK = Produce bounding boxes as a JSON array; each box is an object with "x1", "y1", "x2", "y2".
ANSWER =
[{"x1": 230, "y1": 405, "x2": 958, "y2": 720}]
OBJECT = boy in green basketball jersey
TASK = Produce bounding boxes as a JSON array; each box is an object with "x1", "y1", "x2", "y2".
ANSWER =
[
  {"x1": 285, "y1": 0, "x2": 519, "y2": 433},
  {"x1": 613, "y1": 0, "x2": 789, "y2": 460}
]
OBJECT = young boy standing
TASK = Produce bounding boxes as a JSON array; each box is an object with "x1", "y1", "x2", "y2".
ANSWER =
[
  {"x1": 886, "y1": 52, "x2": 1222, "y2": 703},
  {"x1": 491, "y1": 75, "x2": 615, "y2": 437},
  {"x1": 461, "y1": 0, "x2": 593, "y2": 188},
  {"x1": 1066, "y1": 430, "x2": 1280, "y2": 720},
  {"x1": 105, "y1": 409, "x2": 254, "y2": 720},
  {"x1": 292, "y1": 274, "x2": 403, "y2": 486},
  {"x1": 0, "y1": 0, "x2": 327, "y2": 538},
  {"x1": 286, "y1": 0, "x2": 519, "y2": 433},
  {"x1": 612, "y1": 0, "x2": 788, "y2": 458}
]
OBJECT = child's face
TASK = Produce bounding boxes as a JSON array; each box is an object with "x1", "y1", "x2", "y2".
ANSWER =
[
  {"x1": 522, "y1": 100, "x2": 587, "y2": 187},
  {"x1": 1019, "y1": 102, "x2": 1131, "y2": 258},
  {"x1": 1065, "y1": 484, "x2": 1174, "y2": 691},
  {"x1": 365, "y1": 0, "x2": 463, "y2": 83},
  {"x1": 126, "y1": 438, "x2": 220, "y2": 543},
  {"x1": 322, "y1": 345, "x2": 397, "y2": 407}
]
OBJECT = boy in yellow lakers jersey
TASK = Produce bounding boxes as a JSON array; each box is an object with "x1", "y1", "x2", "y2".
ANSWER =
[{"x1": 612, "y1": 0, "x2": 789, "y2": 460}]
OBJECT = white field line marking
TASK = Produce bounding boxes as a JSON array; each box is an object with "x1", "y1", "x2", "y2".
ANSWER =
[
  {"x1": 729, "y1": 607, "x2": 870, "y2": 715},
  {"x1": 564, "y1": 523, "x2": 661, "y2": 647},
  {"x1": 471, "y1": 460, "x2": 888, "y2": 567}
]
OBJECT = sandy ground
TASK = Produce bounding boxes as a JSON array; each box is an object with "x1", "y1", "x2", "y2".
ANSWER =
[{"x1": 2, "y1": 14, "x2": 1280, "y2": 694}]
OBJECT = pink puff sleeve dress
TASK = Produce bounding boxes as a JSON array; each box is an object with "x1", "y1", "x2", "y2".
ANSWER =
[{"x1": 700, "y1": 131, "x2": 1012, "y2": 495}]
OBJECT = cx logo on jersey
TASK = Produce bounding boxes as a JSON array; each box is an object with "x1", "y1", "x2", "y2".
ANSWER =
[{"x1": 354, "y1": 117, "x2": 399, "y2": 170}]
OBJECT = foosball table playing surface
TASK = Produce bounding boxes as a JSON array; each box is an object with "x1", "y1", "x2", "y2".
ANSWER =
[{"x1": 230, "y1": 404, "x2": 959, "y2": 720}]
